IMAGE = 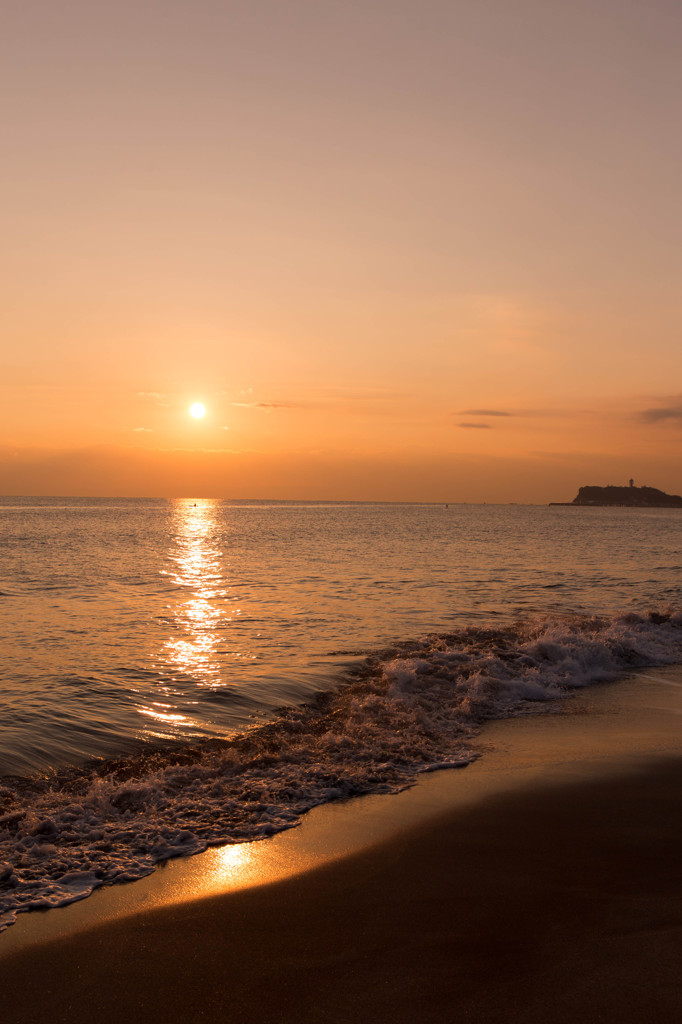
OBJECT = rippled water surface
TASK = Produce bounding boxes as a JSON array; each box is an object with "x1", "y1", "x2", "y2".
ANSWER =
[
  {"x1": 3, "y1": 496, "x2": 682, "y2": 930},
  {"x1": 2, "y1": 496, "x2": 682, "y2": 776}
]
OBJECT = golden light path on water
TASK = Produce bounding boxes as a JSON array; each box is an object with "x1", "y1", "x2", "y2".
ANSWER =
[{"x1": 138, "y1": 499, "x2": 242, "y2": 737}]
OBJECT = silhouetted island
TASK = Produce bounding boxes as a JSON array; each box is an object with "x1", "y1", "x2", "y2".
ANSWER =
[{"x1": 550, "y1": 483, "x2": 682, "y2": 507}]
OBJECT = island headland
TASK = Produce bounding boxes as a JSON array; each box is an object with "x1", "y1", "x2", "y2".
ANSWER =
[{"x1": 550, "y1": 481, "x2": 682, "y2": 507}]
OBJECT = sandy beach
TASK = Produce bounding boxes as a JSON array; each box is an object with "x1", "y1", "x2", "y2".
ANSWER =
[{"x1": 2, "y1": 668, "x2": 682, "y2": 1023}]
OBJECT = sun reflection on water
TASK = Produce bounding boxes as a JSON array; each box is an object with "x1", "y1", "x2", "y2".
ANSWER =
[
  {"x1": 136, "y1": 499, "x2": 244, "y2": 735},
  {"x1": 164, "y1": 499, "x2": 231, "y2": 689}
]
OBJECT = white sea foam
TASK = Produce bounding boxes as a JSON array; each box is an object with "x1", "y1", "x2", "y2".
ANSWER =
[{"x1": 1, "y1": 609, "x2": 681, "y2": 931}]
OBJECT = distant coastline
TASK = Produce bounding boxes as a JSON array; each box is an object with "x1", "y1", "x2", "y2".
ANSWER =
[{"x1": 550, "y1": 483, "x2": 682, "y2": 508}]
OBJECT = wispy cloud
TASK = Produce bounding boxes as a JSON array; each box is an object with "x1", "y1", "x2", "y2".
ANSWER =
[
  {"x1": 137, "y1": 391, "x2": 171, "y2": 407},
  {"x1": 458, "y1": 422, "x2": 491, "y2": 429},
  {"x1": 460, "y1": 408, "x2": 512, "y2": 417},
  {"x1": 133, "y1": 427, "x2": 152, "y2": 433},
  {"x1": 231, "y1": 401, "x2": 297, "y2": 410},
  {"x1": 639, "y1": 401, "x2": 682, "y2": 424},
  {"x1": 157, "y1": 447, "x2": 259, "y2": 454}
]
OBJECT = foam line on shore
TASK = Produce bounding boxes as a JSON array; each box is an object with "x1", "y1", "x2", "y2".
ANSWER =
[
  {"x1": 2, "y1": 751, "x2": 682, "y2": 1022},
  {"x1": 2, "y1": 662, "x2": 682, "y2": 960},
  {"x1": 3, "y1": 610, "x2": 682, "y2": 933}
]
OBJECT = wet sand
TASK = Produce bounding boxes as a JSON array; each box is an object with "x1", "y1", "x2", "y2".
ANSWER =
[{"x1": 2, "y1": 669, "x2": 682, "y2": 1023}]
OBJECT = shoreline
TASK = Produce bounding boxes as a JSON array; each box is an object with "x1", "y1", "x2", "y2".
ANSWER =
[
  {"x1": 2, "y1": 666, "x2": 682, "y2": 954},
  {"x1": 2, "y1": 666, "x2": 682, "y2": 1020}
]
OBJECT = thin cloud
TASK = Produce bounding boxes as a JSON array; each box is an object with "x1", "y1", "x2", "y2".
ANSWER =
[
  {"x1": 460, "y1": 409, "x2": 512, "y2": 417},
  {"x1": 321, "y1": 386, "x2": 403, "y2": 398},
  {"x1": 459, "y1": 406, "x2": 571, "y2": 419},
  {"x1": 137, "y1": 391, "x2": 171, "y2": 407},
  {"x1": 458, "y1": 422, "x2": 492, "y2": 429},
  {"x1": 157, "y1": 447, "x2": 259, "y2": 454},
  {"x1": 639, "y1": 403, "x2": 682, "y2": 424},
  {"x1": 133, "y1": 427, "x2": 152, "y2": 433},
  {"x1": 231, "y1": 401, "x2": 297, "y2": 410}
]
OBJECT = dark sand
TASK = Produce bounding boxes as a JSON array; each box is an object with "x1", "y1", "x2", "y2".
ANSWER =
[{"x1": 2, "y1": 672, "x2": 682, "y2": 1023}]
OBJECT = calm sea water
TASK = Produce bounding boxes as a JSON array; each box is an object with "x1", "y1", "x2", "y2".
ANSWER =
[
  {"x1": 3, "y1": 496, "x2": 681, "y2": 776},
  {"x1": 2, "y1": 496, "x2": 682, "y2": 929}
]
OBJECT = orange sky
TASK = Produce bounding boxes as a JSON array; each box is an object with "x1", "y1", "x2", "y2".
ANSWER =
[{"x1": 3, "y1": 0, "x2": 682, "y2": 501}]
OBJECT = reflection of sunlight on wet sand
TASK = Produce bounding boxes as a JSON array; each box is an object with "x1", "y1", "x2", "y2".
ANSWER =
[
  {"x1": 155, "y1": 826, "x2": 336, "y2": 903},
  {"x1": 216, "y1": 842, "x2": 250, "y2": 874},
  {"x1": 108, "y1": 663, "x2": 682, "y2": 910},
  {"x1": 6, "y1": 668, "x2": 682, "y2": 958}
]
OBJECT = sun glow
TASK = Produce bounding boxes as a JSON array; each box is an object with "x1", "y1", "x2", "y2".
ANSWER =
[{"x1": 189, "y1": 402, "x2": 206, "y2": 419}]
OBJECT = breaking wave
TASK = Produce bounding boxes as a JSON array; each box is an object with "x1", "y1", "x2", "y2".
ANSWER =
[{"x1": 2, "y1": 609, "x2": 682, "y2": 931}]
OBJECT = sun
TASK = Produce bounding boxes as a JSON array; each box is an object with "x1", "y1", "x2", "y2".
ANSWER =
[{"x1": 189, "y1": 402, "x2": 206, "y2": 419}]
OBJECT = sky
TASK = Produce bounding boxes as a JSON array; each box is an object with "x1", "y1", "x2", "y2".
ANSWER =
[{"x1": 2, "y1": 0, "x2": 682, "y2": 501}]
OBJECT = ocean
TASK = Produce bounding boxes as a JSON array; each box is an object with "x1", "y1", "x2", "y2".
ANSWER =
[{"x1": 2, "y1": 496, "x2": 682, "y2": 931}]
